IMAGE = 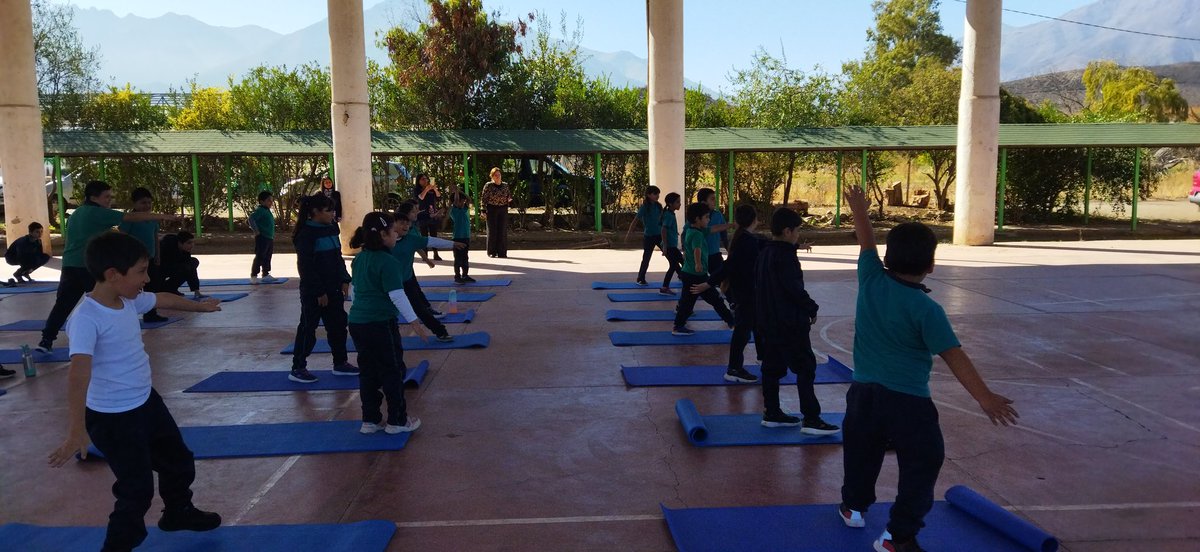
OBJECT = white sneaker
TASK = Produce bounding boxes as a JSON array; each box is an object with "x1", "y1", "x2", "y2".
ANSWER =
[
  {"x1": 192, "y1": 291, "x2": 209, "y2": 300},
  {"x1": 261, "y1": 275, "x2": 280, "y2": 284},
  {"x1": 250, "y1": 276, "x2": 260, "y2": 285},
  {"x1": 385, "y1": 416, "x2": 421, "y2": 434},
  {"x1": 839, "y1": 504, "x2": 865, "y2": 528},
  {"x1": 359, "y1": 422, "x2": 383, "y2": 434}
]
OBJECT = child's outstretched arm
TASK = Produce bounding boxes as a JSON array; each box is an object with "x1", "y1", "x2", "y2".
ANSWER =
[
  {"x1": 843, "y1": 185, "x2": 876, "y2": 252},
  {"x1": 940, "y1": 346, "x2": 1019, "y2": 426},
  {"x1": 155, "y1": 292, "x2": 222, "y2": 313},
  {"x1": 48, "y1": 355, "x2": 93, "y2": 466}
]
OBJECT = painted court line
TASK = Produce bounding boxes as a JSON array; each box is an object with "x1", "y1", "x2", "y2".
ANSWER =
[
  {"x1": 1007, "y1": 502, "x2": 1200, "y2": 512},
  {"x1": 1069, "y1": 378, "x2": 1200, "y2": 434},
  {"x1": 932, "y1": 399, "x2": 1086, "y2": 446},
  {"x1": 819, "y1": 318, "x2": 851, "y2": 355},
  {"x1": 396, "y1": 514, "x2": 664, "y2": 528}
]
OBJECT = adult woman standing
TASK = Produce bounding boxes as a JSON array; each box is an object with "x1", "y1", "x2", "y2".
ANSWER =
[
  {"x1": 414, "y1": 173, "x2": 443, "y2": 260},
  {"x1": 481, "y1": 167, "x2": 512, "y2": 258}
]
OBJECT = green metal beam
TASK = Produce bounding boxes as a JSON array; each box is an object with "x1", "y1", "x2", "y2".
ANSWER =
[
  {"x1": 835, "y1": 152, "x2": 843, "y2": 227},
  {"x1": 224, "y1": 155, "x2": 233, "y2": 232},
  {"x1": 594, "y1": 153, "x2": 602, "y2": 232},
  {"x1": 997, "y1": 148, "x2": 1007, "y2": 230},
  {"x1": 1083, "y1": 148, "x2": 1092, "y2": 225},
  {"x1": 1131, "y1": 147, "x2": 1141, "y2": 231},
  {"x1": 727, "y1": 152, "x2": 735, "y2": 220},
  {"x1": 328, "y1": 152, "x2": 335, "y2": 182},
  {"x1": 54, "y1": 156, "x2": 65, "y2": 235},
  {"x1": 191, "y1": 154, "x2": 202, "y2": 236},
  {"x1": 99, "y1": 158, "x2": 107, "y2": 181}
]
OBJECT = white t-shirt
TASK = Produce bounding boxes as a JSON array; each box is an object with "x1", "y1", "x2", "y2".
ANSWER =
[{"x1": 66, "y1": 292, "x2": 156, "y2": 413}]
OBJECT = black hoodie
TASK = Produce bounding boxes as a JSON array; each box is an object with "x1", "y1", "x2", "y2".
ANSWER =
[{"x1": 753, "y1": 239, "x2": 820, "y2": 346}]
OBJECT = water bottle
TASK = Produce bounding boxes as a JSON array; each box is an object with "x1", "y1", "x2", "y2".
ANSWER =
[
  {"x1": 21, "y1": 344, "x2": 37, "y2": 377},
  {"x1": 447, "y1": 289, "x2": 458, "y2": 314}
]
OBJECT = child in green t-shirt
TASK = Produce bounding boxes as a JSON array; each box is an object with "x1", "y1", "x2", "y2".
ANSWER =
[
  {"x1": 248, "y1": 191, "x2": 278, "y2": 284},
  {"x1": 119, "y1": 187, "x2": 166, "y2": 323},
  {"x1": 658, "y1": 192, "x2": 683, "y2": 295},
  {"x1": 671, "y1": 202, "x2": 734, "y2": 336},
  {"x1": 449, "y1": 191, "x2": 474, "y2": 284}
]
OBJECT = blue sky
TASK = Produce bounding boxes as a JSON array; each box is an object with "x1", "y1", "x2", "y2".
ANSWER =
[{"x1": 65, "y1": 0, "x2": 1096, "y2": 92}]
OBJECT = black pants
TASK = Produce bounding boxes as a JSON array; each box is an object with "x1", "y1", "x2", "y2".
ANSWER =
[
  {"x1": 728, "y1": 300, "x2": 755, "y2": 372},
  {"x1": 453, "y1": 238, "x2": 470, "y2": 278},
  {"x1": 707, "y1": 252, "x2": 724, "y2": 276},
  {"x1": 402, "y1": 277, "x2": 448, "y2": 337},
  {"x1": 419, "y1": 217, "x2": 443, "y2": 259},
  {"x1": 485, "y1": 204, "x2": 508, "y2": 257},
  {"x1": 758, "y1": 333, "x2": 821, "y2": 419},
  {"x1": 42, "y1": 266, "x2": 95, "y2": 343},
  {"x1": 349, "y1": 320, "x2": 408, "y2": 426},
  {"x1": 86, "y1": 389, "x2": 197, "y2": 552},
  {"x1": 9, "y1": 251, "x2": 50, "y2": 276},
  {"x1": 673, "y1": 271, "x2": 733, "y2": 328},
  {"x1": 662, "y1": 247, "x2": 682, "y2": 289},
  {"x1": 637, "y1": 234, "x2": 663, "y2": 283},
  {"x1": 158, "y1": 257, "x2": 200, "y2": 293},
  {"x1": 251, "y1": 235, "x2": 273, "y2": 276},
  {"x1": 291, "y1": 291, "x2": 348, "y2": 371},
  {"x1": 841, "y1": 382, "x2": 945, "y2": 542}
]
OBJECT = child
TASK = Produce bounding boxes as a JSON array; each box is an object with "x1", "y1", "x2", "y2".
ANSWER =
[
  {"x1": 155, "y1": 232, "x2": 206, "y2": 300},
  {"x1": 248, "y1": 190, "x2": 278, "y2": 284},
  {"x1": 289, "y1": 194, "x2": 355, "y2": 384},
  {"x1": 696, "y1": 188, "x2": 732, "y2": 275},
  {"x1": 752, "y1": 207, "x2": 839, "y2": 433},
  {"x1": 414, "y1": 174, "x2": 444, "y2": 261},
  {"x1": 659, "y1": 192, "x2": 683, "y2": 296},
  {"x1": 38, "y1": 180, "x2": 177, "y2": 353},
  {"x1": 671, "y1": 202, "x2": 734, "y2": 336},
  {"x1": 347, "y1": 212, "x2": 427, "y2": 434},
  {"x1": 695, "y1": 204, "x2": 762, "y2": 383},
  {"x1": 625, "y1": 185, "x2": 663, "y2": 286},
  {"x1": 119, "y1": 188, "x2": 165, "y2": 323},
  {"x1": 392, "y1": 201, "x2": 463, "y2": 342},
  {"x1": 449, "y1": 191, "x2": 474, "y2": 284},
  {"x1": 839, "y1": 186, "x2": 1018, "y2": 552},
  {"x1": 5, "y1": 221, "x2": 51, "y2": 284},
  {"x1": 47, "y1": 231, "x2": 224, "y2": 552}
]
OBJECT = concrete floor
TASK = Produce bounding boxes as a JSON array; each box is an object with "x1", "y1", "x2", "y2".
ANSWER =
[{"x1": 1, "y1": 239, "x2": 1198, "y2": 551}]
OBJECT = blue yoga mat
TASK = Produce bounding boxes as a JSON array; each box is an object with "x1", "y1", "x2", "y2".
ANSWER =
[
  {"x1": 182, "y1": 278, "x2": 290, "y2": 287},
  {"x1": 0, "y1": 284, "x2": 57, "y2": 294},
  {"x1": 323, "y1": 309, "x2": 475, "y2": 326},
  {"x1": 675, "y1": 399, "x2": 843, "y2": 447},
  {"x1": 184, "y1": 361, "x2": 430, "y2": 393},
  {"x1": 592, "y1": 281, "x2": 682, "y2": 290},
  {"x1": 605, "y1": 309, "x2": 720, "y2": 322},
  {"x1": 0, "y1": 519, "x2": 396, "y2": 552},
  {"x1": 607, "y1": 292, "x2": 686, "y2": 302},
  {"x1": 0, "y1": 388, "x2": 7, "y2": 397},
  {"x1": 0, "y1": 318, "x2": 180, "y2": 331},
  {"x1": 662, "y1": 486, "x2": 1059, "y2": 552},
  {"x1": 197, "y1": 292, "x2": 249, "y2": 303},
  {"x1": 0, "y1": 347, "x2": 70, "y2": 364},
  {"x1": 280, "y1": 332, "x2": 490, "y2": 354},
  {"x1": 423, "y1": 291, "x2": 494, "y2": 302},
  {"x1": 622, "y1": 357, "x2": 853, "y2": 387},
  {"x1": 610, "y1": 330, "x2": 737, "y2": 347},
  {"x1": 419, "y1": 279, "x2": 511, "y2": 287},
  {"x1": 84, "y1": 420, "x2": 409, "y2": 460}
]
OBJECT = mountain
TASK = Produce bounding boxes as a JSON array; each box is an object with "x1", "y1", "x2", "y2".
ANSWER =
[
  {"x1": 1000, "y1": 0, "x2": 1200, "y2": 81},
  {"x1": 1002, "y1": 61, "x2": 1200, "y2": 113}
]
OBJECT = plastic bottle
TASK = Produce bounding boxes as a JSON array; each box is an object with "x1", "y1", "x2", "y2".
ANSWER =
[
  {"x1": 447, "y1": 289, "x2": 458, "y2": 314},
  {"x1": 21, "y1": 344, "x2": 37, "y2": 377}
]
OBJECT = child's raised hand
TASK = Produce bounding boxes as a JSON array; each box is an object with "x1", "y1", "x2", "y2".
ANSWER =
[
  {"x1": 977, "y1": 392, "x2": 1019, "y2": 426},
  {"x1": 843, "y1": 185, "x2": 869, "y2": 213},
  {"x1": 452, "y1": 242, "x2": 467, "y2": 250}
]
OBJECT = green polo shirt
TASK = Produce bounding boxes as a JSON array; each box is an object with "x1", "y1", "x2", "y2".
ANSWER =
[
  {"x1": 450, "y1": 206, "x2": 470, "y2": 239},
  {"x1": 249, "y1": 205, "x2": 276, "y2": 239},
  {"x1": 118, "y1": 219, "x2": 159, "y2": 259},
  {"x1": 389, "y1": 225, "x2": 429, "y2": 283},
  {"x1": 636, "y1": 202, "x2": 663, "y2": 237},
  {"x1": 681, "y1": 226, "x2": 708, "y2": 276},
  {"x1": 662, "y1": 210, "x2": 680, "y2": 248},
  {"x1": 62, "y1": 204, "x2": 127, "y2": 268},
  {"x1": 348, "y1": 249, "x2": 407, "y2": 324}
]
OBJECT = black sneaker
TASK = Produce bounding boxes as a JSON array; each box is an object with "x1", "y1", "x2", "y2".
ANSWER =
[
  {"x1": 463, "y1": 276, "x2": 477, "y2": 283},
  {"x1": 288, "y1": 369, "x2": 318, "y2": 384},
  {"x1": 801, "y1": 418, "x2": 841, "y2": 436},
  {"x1": 435, "y1": 334, "x2": 455, "y2": 343},
  {"x1": 431, "y1": 309, "x2": 447, "y2": 319},
  {"x1": 0, "y1": 365, "x2": 16, "y2": 379},
  {"x1": 636, "y1": 279, "x2": 649, "y2": 286},
  {"x1": 658, "y1": 287, "x2": 677, "y2": 296},
  {"x1": 2, "y1": 278, "x2": 14, "y2": 287},
  {"x1": 331, "y1": 362, "x2": 359, "y2": 376},
  {"x1": 157, "y1": 505, "x2": 222, "y2": 532},
  {"x1": 454, "y1": 277, "x2": 466, "y2": 285},
  {"x1": 875, "y1": 530, "x2": 925, "y2": 552},
  {"x1": 723, "y1": 367, "x2": 759, "y2": 383},
  {"x1": 35, "y1": 339, "x2": 52, "y2": 354},
  {"x1": 671, "y1": 326, "x2": 695, "y2": 336},
  {"x1": 761, "y1": 410, "x2": 802, "y2": 428}
]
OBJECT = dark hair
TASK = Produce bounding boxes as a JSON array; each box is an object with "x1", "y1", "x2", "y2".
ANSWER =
[
  {"x1": 884, "y1": 222, "x2": 937, "y2": 276},
  {"x1": 729, "y1": 204, "x2": 758, "y2": 252},
  {"x1": 131, "y1": 187, "x2": 153, "y2": 202},
  {"x1": 86, "y1": 231, "x2": 148, "y2": 281},
  {"x1": 394, "y1": 199, "x2": 418, "y2": 221},
  {"x1": 84, "y1": 180, "x2": 111, "y2": 200},
  {"x1": 684, "y1": 202, "x2": 711, "y2": 225},
  {"x1": 349, "y1": 212, "x2": 395, "y2": 251},
  {"x1": 642, "y1": 185, "x2": 661, "y2": 206},
  {"x1": 664, "y1": 192, "x2": 680, "y2": 207},
  {"x1": 257, "y1": 190, "x2": 273, "y2": 202},
  {"x1": 696, "y1": 188, "x2": 715, "y2": 204},
  {"x1": 415, "y1": 173, "x2": 430, "y2": 185},
  {"x1": 770, "y1": 207, "x2": 803, "y2": 236},
  {"x1": 28, "y1": 221, "x2": 43, "y2": 232},
  {"x1": 452, "y1": 191, "x2": 471, "y2": 204},
  {"x1": 294, "y1": 193, "x2": 334, "y2": 238},
  {"x1": 177, "y1": 231, "x2": 194, "y2": 243}
]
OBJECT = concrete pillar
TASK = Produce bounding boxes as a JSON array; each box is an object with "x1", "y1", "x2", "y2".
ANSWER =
[
  {"x1": 0, "y1": 0, "x2": 51, "y2": 252},
  {"x1": 327, "y1": 0, "x2": 372, "y2": 252},
  {"x1": 952, "y1": 0, "x2": 1002, "y2": 245},
  {"x1": 647, "y1": 0, "x2": 685, "y2": 231}
]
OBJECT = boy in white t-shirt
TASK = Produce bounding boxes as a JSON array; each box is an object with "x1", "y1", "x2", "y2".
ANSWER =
[{"x1": 47, "y1": 231, "x2": 224, "y2": 552}]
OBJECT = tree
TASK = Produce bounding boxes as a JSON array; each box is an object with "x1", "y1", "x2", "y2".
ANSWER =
[
  {"x1": 77, "y1": 84, "x2": 168, "y2": 131},
  {"x1": 33, "y1": 0, "x2": 102, "y2": 129},
  {"x1": 171, "y1": 83, "x2": 235, "y2": 130},
  {"x1": 1081, "y1": 61, "x2": 1189, "y2": 122}
]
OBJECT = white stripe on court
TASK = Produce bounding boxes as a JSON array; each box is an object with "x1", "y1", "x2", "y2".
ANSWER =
[
  {"x1": 1069, "y1": 378, "x2": 1200, "y2": 434},
  {"x1": 395, "y1": 514, "x2": 664, "y2": 528}
]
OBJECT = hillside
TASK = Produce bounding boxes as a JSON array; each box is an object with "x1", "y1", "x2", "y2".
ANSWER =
[{"x1": 1002, "y1": 61, "x2": 1200, "y2": 114}]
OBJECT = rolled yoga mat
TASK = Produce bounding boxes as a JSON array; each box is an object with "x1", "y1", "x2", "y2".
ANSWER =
[
  {"x1": 0, "y1": 317, "x2": 182, "y2": 331},
  {"x1": 419, "y1": 279, "x2": 511, "y2": 287},
  {"x1": 592, "y1": 281, "x2": 682, "y2": 290},
  {"x1": 184, "y1": 361, "x2": 430, "y2": 393},
  {"x1": 182, "y1": 277, "x2": 290, "y2": 287},
  {"x1": 605, "y1": 309, "x2": 720, "y2": 322},
  {"x1": 279, "y1": 332, "x2": 490, "y2": 353},
  {"x1": 423, "y1": 291, "x2": 494, "y2": 302},
  {"x1": 83, "y1": 420, "x2": 410, "y2": 460},
  {"x1": 0, "y1": 347, "x2": 70, "y2": 364},
  {"x1": 610, "y1": 330, "x2": 738, "y2": 347},
  {"x1": 674, "y1": 399, "x2": 843, "y2": 447},
  {"x1": 0, "y1": 519, "x2": 396, "y2": 552},
  {"x1": 622, "y1": 356, "x2": 853, "y2": 387},
  {"x1": 661, "y1": 486, "x2": 1058, "y2": 552}
]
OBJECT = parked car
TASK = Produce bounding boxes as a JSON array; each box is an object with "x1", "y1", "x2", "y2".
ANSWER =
[
  {"x1": 514, "y1": 156, "x2": 612, "y2": 210},
  {"x1": 0, "y1": 161, "x2": 78, "y2": 217}
]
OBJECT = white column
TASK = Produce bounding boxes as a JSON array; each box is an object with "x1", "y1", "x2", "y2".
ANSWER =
[
  {"x1": 0, "y1": 0, "x2": 51, "y2": 252},
  {"x1": 952, "y1": 0, "x2": 1002, "y2": 245},
  {"x1": 327, "y1": 0, "x2": 372, "y2": 252},
  {"x1": 647, "y1": 0, "x2": 685, "y2": 229}
]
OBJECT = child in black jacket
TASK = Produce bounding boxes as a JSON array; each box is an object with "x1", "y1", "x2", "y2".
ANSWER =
[
  {"x1": 697, "y1": 205, "x2": 762, "y2": 384},
  {"x1": 289, "y1": 194, "x2": 355, "y2": 383},
  {"x1": 5, "y1": 221, "x2": 51, "y2": 284}
]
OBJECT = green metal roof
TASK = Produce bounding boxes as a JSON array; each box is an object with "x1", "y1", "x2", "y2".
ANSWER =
[{"x1": 41, "y1": 124, "x2": 1200, "y2": 157}]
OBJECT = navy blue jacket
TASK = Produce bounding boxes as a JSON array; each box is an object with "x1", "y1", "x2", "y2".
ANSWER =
[
  {"x1": 754, "y1": 240, "x2": 819, "y2": 346},
  {"x1": 294, "y1": 221, "x2": 350, "y2": 298}
]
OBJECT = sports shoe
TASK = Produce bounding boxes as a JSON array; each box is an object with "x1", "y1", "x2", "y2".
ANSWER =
[
  {"x1": 874, "y1": 530, "x2": 925, "y2": 552},
  {"x1": 288, "y1": 369, "x2": 318, "y2": 383},
  {"x1": 431, "y1": 309, "x2": 447, "y2": 319},
  {"x1": 454, "y1": 277, "x2": 466, "y2": 285},
  {"x1": 331, "y1": 362, "x2": 359, "y2": 376},
  {"x1": 3, "y1": 278, "x2": 15, "y2": 287},
  {"x1": 463, "y1": 276, "x2": 477, "y2": 283},
  {"x1": 671, "y1": 326, "x2": 695, "y2": 336},
  {"x1": 35, "y1": 339, "x2": 53, "y2": 354},
  {"x1": 0, "y1": 365, "x2": 16, "y2": 379},
  {"x1": 838, "y1": 504, "x2": 865, "y2": 528},
  {"x1": 192, "y1": 291, "x2": 210, "y2": 300},
  {"x1": 249, "y1": 276, "x2": 260, "y2": 285},
  {"x1": 19, "y1": 272, "x2": 34, "y2": 283},
  {"x1": 435, "y1": 334, "x2": 455, "y2": 343},
  {"x1": 157, "y1": 505, "x2": 221, "y2": 532},
  {"x1": 658, "y1": 287, "x2": 677, "y2": 296},
  {"x1": 261, "y1": 274, "x2": 279, "y2": 284},
  {"x1": 801, "y1": 418, "x2": 841, "y2": 436},
  {"x1": 359, "y1": 422, "x2": 383, "y2": 434},
  {"x1": 143, "y1": 313, "x2": 170, "y2": 324},
  {"x1": 723, "y1": 367, "x2": 759, "y2": 383},
  {"x1": 761, "y1": 410, "x2": 802, "y2": 428},
  {"x1": 385, "y1": 416, "x2": 421, "y2": 434},
  {"x1": 636, "y1": 279, "x2": 649, "y2": 286}
]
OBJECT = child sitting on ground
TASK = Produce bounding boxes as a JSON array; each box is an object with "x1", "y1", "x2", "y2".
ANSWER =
[
  {"x1": 155, "y1": 232, "x2": 207, "y2": 300},
  {"x1": 839, "y1": 186, "x2": 1018, "y2": 552},
  {"x1": 47, "y1": 231, "x2": 224, "y2": 552},
  {"x1": 672, "y1": 202, "x2": 734, "y2": 336},
  {"x1": 5, "y1": 221, "x2": 51, "y2": 285}
]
